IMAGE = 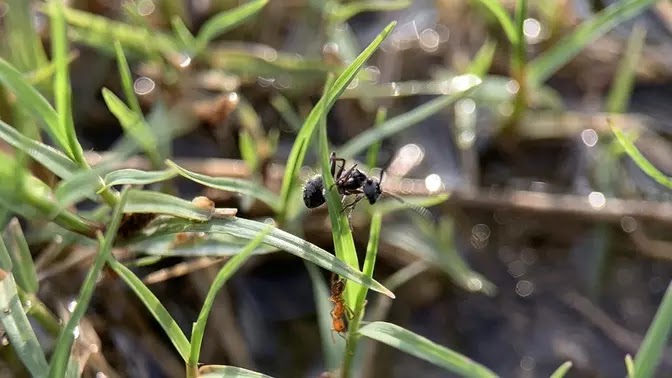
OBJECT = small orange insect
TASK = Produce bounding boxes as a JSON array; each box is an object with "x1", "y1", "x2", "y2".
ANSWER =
[{"x1": 329, "y1": 273, "x2": 354, "y2": 342}]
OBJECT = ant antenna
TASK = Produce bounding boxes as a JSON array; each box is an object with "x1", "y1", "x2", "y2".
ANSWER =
[
  {"x1": 382, "y1": 191, "x2": 438, "y2": 223},
  {"x1": 377, "y1": 163, "x2": 437, "y2": 223}
]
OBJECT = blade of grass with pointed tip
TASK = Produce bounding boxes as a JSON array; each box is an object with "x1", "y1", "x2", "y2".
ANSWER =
[
  {"x1": 0, "y1": 119, "x2": 77, "y2": 179},
  {"x1": 528, "y1": 0, "x2": 657, "y2": 86},
  {"x1": 171, "y1": 16, "x2": 196, "y2": 54},
  {"x1": 467, "y1": 39, "x2": 497, "y2": 77},
  {"x1": 610, "y1": 122, "x2": 672, "y2": 189},
  {"x1": 305, "y1": 261, "x2": 344, "y2": 369},
  {"x1": 198, "y1": 365, "x2": 273, "y2": 378},
  {"x1": 0, "y1": 268, "x2": 49, "y2": 377},
  {"x1": 50, "y1": 1, "x2": 85, "y2": 165},
  {"x1": 381, "y1": 224, "x2": 495, "y2": 296},
  {"x1": 107, "y1": 256, "x2": 190, "y2": 361},
  {"x1": 114, "y1": 41, "x2": 143, "y2": 116},
  {"x1": 125, "y1": 190, "x2": 214, "y2": 221},
  {"x1": 277, "y1": 21, "x2": 397, "y2": 217},
  {"x1": 550, "y1": 361, "x2": 573, "y2": 378},
  {"x1": 633, "y1": 281, "x2": 672, "y2": 378},
  {"x1": 316, "y1": 73, "x2": 362, "y2": 307},
  {"x1": 189, "y1": 226, "x2": 272, "y2": 367},
  {"x1": 196, "y1": 0, "x2": 268, "y2": 52},
  {"x1": 4, "y1": 219, "x2": 38, "y2": 294},
  {"x1": 625, "y1": 354, "x2": 635, "y2": 378},
  {"x1": 359, "y1": 321, "x2": 498, "y2": 377},
  {"x1": 606, "y1": 23, "x2": 646, "y2": 113},
  {"x1": 102, "y1": 88, "x2": 161, "y2": 166},
  {"x1": 337, "y1": 75, "x2": 481, "y2": 158},
  {"x1": 129, "y1": 217, "x2": 394, "y2": 297},
  {"x1": 47, "y1": 188, "x2": 129, "y2": 378},
  {"x1": 165, "y1": 160, "x2": 280, "y2": 212},
  {"x1": 270, "y1": 94, "x2": 302, "y2": 131},
  {"x1": 0, "y1": 58, "x2": 68, "y2": 154},
  {"x1": 25, "y1": 51, "x2": 77, "y2": 86},
  {"x1": 471, "y1": 0, "x2": 517, "y2": 45},
  {"x1": 101, "y1": 169, "x2": 178, "y2": 191}
]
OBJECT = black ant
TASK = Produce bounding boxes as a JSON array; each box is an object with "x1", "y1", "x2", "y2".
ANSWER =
[{"x1": 302, "y1": 152, "x2": 434, "y2": 221}]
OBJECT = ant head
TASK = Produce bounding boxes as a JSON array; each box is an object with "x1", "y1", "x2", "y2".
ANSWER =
[{"x1": 362, "y1": 177, "x2": 382, "y2": 205}]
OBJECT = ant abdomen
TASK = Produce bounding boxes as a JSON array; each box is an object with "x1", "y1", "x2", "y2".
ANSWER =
[{"x1": 303, "y1": 174, "x2": 326, "y2": 208}]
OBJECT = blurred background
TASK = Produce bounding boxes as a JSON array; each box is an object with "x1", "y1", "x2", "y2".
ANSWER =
[{"x1": 2, "y1": 0, "x2": 672, "y2": 377}]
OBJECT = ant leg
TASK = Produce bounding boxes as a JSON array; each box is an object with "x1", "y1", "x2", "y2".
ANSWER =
[
  {"x1": 330, "y1": 152, "x2": 346, "y2": 179},
  {"x1": 331, "y1": 330, "x2": 336, "y2": 344},
  {"x1": 338, "y1": 331, "x2": 348, "y2": 341},
  {"x1": 331, "y1": 164, "x2": 358, "y2": 190},
  {"x1": 344, "y1": 305, "x2": 355, "y2": 320},
  {"x1": 341, "y1": 194, "x2": 364, "y2": 214}
]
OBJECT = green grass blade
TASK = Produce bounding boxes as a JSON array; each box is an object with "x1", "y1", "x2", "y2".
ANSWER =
[
  {"x1": 47, "y1": 188, "x2": 129, "y2": 378},
  {"x1": 381, "y1": 223, "x2": 496, "y2": 296},
  {"x1": 5, "y1": 0, "x2": 48, "y2": 72},
  {"x1": 471, "y1": 0, "x2": 517, "y2": 45},
  {"x1": 270, "y1": 94, "x2": 303, "y2": 131},
  {"x1": 125, "y1": 232, "x2": 277, "y2": 258},
  {"x1": 358, "y1": 321, "x2": 498, "y2": 377},
  {"x1": 328, "y1": 1, "x2": 411, "y2": 24},
  {"x1": 189, "y1": 227, "x2": 272, "y2": 367},
  {"x1": 4, "y1": 219, "x2": 38, "y2": 294},
  {"x1": 101, "y1": 169, "x2": 178, "y2": 191},
  {"x1": 113, "y1": 41, "x2": 143, "y2": 116},
  {"x1": 317, "y1": 74, "x2": 360, "y2": 310},
  {"x1": 54, "y1": 166, "x2": 178, "y2": 213},
  {"x1": 0, "y1": 233, "x2": 12, "y2": 272},
  {"x1": 633, "y1": 281, "x2": 672, "y2": 378},
  {"x1": 102, "y1": 88, "x2": 161, "y2": 166},
  {"x1": 125, "y1": 190, "x2": 215, "y2": 221},
  {"x1": 0, "y1": 119, "x2": 77, "y2": 179},
  {"x1": 50, "y1": 1, "x2": 84, "y2": 165},
  {"x1": 337, "y1": 74, "x2": 481, "y2": 158},
  {"x1": 0, "y1": 58, "x2": 68, "y2": 154},
  {"x1": 610, "y1": 122, "x2": 672, "y2": 189},
  {"x1": 343, "y1": 212, "x2": 383, "y2": 375},
  {"x1": 466, "y1": 39, "x2": 497, "y2": 77},
  {"x1": 625, "y1": 354, "x2": 636, "y2": 378},
  {"x1": 107, "y1": 256, "x2": 190, "y2": 360},
  {"x1": 196, "y1": 0, "x2": 268, "y2": 51},
  {"x1": 277, "y1": 21, "x2": 397, "y2": 217},
  {"x1": 528, "y1": 0, "x2": 657, "y2": 86},
  {"x1": 24, "y1": 51, "x2": 77, "y2": 86},
  {"x1": 606, "y1": 23, "x2": 646, "y2": 113},
  {"x1": 0, "y1": 268, "x2": 49, "y2": 377},
  {"x1": 131, "y1": 217, "x2": 394, "y2": 297},
  {"x1": 165, "y1": 160, "x2": 280, "y2": 212},
  {"x1": 304, "y1": 262, "x2": 344, "y2": 369},
  {"x1": 238, "y1": 131, "x2": 259, "y2": 173},
  {"x1": 198, "y1": 365, "x2": 273, "y2": 378},
  {"x1": 366, "y1": 108, "x2": 387, "y2": 168},
  {"x1": 512, "y1": 0, "x2": 527, "y2": 74},
  {"x1": 171, "y1": 16, "x2": 196, "y2": 54},
  {"x1": 550, "y1": 361, "x2": 573, "y2": 378},
  {"x1": 41, "y1": 5, "x2": 180, "y2": 57}
]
